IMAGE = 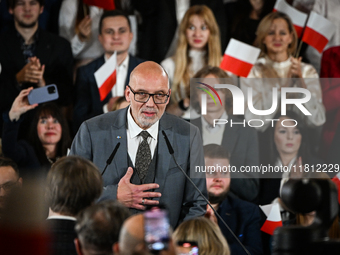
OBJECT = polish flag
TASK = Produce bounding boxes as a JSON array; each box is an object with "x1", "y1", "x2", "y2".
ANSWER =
[
  {"x1": 273, "y1": 0, "x2": 307, "y2": 38},
  {"x1": 332, "y1": 172, "x2": 340, "y2": 204},
  {"x1": 83, "y1": 0, "x2": 115, "y2": 10},
  {"x1": 260, "y1": 203, "x2": 283, "y2": 235},
  {"x1": 220, "y1": 39, "x2": 260, "y2": 77},
  {"x1": 94, "y1": 52, "x2": 117, "y2": 101},
  {"x1": 302, "y1": 11, "x2": 336, "y2": 53}
]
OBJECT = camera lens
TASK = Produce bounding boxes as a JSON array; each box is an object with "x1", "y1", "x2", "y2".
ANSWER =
[{"x1": 48, "y1": 86, "x2": 56, "y2": 94}]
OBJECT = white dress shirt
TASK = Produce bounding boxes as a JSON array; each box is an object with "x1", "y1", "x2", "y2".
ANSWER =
[{"x1": 127, "y1": 107, "x2": 159, "y2": 166}]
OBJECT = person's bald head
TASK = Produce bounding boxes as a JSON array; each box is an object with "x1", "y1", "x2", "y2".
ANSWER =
[
  {"x1": 118, "y1": 214, "x2": 145, "y2": 255},
  {"x1": 125, "y1": 62, "x2": 171, "y2": 130}
]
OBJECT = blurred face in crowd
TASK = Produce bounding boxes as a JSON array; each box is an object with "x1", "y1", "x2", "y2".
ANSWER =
[
  {"x1": 99, "y1": 15, "x2": 133, "y2": 56},
  {"x1": 37, "y1": 115, "x2": 62, "y2": 147},
  {"x1": 0, "y1": 166, "x2": 22, "y2": 210},
  {"x1": 274, "y1": 117, "x2": 302, "y2": 158},
  {"x1": 197, "y1": 74, "x2": 226, "y2": 116},
  {"x1": 205, "y1": 157, "x2": 230, "y2": 205},
  {"x1": 263, "y1": 18, "x2": 293, "y2": 58},
  {"x1": 9, "y1": 0, "x2": 43, "y2": 29},
  {"x1": 186, "y1": 15, "x2": 210, "y2": 51},
  {"x1": 126, "y1": 62, "x2": 170, "y2": 129}
]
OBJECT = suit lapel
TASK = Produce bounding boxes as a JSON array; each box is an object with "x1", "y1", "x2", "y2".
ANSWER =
[
  {"x1": 110, "y1": 108, "x2": 129, "y2": 178},
  {"x1": 154, "y1": 114, "x2": 173, "y2": 200},
  {"x1": 221, "y1": 116, "x2": 240, "y2": 155}
]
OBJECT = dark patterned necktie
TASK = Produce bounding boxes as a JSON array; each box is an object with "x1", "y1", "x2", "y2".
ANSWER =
[{"x1": 135, "y1": 131, "x2": 152, "y2": 182}]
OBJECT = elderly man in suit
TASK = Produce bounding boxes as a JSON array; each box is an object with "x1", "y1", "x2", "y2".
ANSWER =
[
  {"x1": 70, "y1": 61, "x2": 206, "y2": 229},
  {"x1": 73, "y1": 10, "x2": 144, "y2": 134},
  {"x1": 204, "y1": 144, "x2": 262, "y2": 255}
]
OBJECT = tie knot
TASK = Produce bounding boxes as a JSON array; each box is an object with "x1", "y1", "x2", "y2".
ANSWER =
[{"x1": 139, "y1": 131, "x2": 150, "y2": 140}]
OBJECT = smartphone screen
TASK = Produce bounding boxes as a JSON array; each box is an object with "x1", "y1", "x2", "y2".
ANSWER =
[
  {"x1": 144, "y1": 205, "x2": 170, "y2": 252},
  {"x1": 176, "y1": 241, "x2": 199, "y2": 255}
]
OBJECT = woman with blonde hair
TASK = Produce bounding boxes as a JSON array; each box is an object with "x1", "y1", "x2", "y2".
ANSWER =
[
  {"x1": 240, "y1": 11, "x2": 325, "y2": 132},
  {"x1": 173, "y1": 217, "x2": 230, "y2": 255},
  {"x1": 161, "y1": 5, "x2": 222, "y2": 119}
]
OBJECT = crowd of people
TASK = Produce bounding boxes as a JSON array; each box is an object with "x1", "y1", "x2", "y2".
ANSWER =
[{"x1": 1, "y1": 0, "x2": 340, "y2": 254}]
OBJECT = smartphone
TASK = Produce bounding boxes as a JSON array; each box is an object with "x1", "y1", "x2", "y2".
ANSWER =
[
  {"x1": 27, "y1": 84, "x2": 59, "y2": 105},
  {"x1": 144, "y1": 205, "x2": 170, "y2": 253},
  {"x1": 176, "y1": 241, "x2": 199, "y2": 255}
]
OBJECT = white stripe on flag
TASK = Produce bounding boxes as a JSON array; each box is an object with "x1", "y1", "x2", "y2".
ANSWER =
[
  {"x1": 274, "y1": 0, "x2": 307, "y2": 27},
  {"x1": 225, "y1": 39, "x2": 260, "y2": 65},
  {"x1": 94, "y1": 51, "x2": 117, "y2": 88},
  {"x1": 307, "y1": 11, "x2": 336, "y2": 40}
]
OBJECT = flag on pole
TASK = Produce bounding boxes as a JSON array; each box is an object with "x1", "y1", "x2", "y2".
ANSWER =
[
  {"x1": 273, "y1": 0, "x2": 307, "y2": 38},
  {"x1": 220, "y1": 39, "x2": 260, "y2": 77},
  {"x1": 332, "y1": 172, "x2": 340, "y2": 204},
  {"x1": 94, "y1": 52, "x2": 117, "y2": 101},
  {"x1": 260, "y1": 203, "x2": 283, "y2": 235},
  {"x1": 302, "y1": 11, "x2": 336, "y2": 53},
  {"x1": 83, "y1": 0, "x2": 115, "y2": 10}
]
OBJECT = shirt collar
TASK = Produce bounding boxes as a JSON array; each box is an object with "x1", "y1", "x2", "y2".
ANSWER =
[{"x1": 127, "y1": 106, "x2": 159, "y2": 139}]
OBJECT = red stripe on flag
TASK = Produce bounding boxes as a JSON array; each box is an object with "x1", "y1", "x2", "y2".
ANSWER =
[
  {"x1": 294, "y1": 25, "x2": 303, "y2": 38},
  {"x1": 261, "y1": 220, "x2": 283, "y2": 235},
  {"x1": 98, "y1": 70, "x2": 116, "y2": 101},
  {"x1": 302, "y1": 26, "x2": 329, "y2": 53},
  {"x1": 332, "y1": 176, "x2": 340, "y2": 204},
  {"x1": 83, "y1": 0, "x2": 115, "y2": 10},
  {"x1": 220, "y1": 54, "x2": 253, "y2": 77}
]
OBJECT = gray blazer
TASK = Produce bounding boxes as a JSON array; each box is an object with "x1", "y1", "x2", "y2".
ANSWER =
[{"x1": 69, "y1": 107, "x2": 207, "y2": 228}]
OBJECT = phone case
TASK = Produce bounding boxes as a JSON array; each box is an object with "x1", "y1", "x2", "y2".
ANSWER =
[{"x1": 28, "y1": 84, "x2": 59, "y2": 105}]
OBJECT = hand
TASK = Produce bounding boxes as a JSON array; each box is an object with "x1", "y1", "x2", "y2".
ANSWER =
[
  {"x1": 290, "y1": 156, "x2": 304, "y2": 179},
  {"x1": 77, "y1": 15, "x2": 92, "y2": 42},
  {"x1": 205, "y1": 204, "x2": 218, "y2": 225},
  {"x1": 289, "y1": 57, "x2": 303, "y2": 78},
  {"x1": 117, "y1": 167, "x2": 161, "y2": 210},
  {"x1": 9, "y1": 87, "x2": 38, "y2": 121},
  {"x1": 16, "y1": 57, "x2": 45, "y2": 85}
]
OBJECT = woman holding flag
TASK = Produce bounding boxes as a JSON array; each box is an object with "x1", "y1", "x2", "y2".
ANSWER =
[
  {"x1": 241, "y1": 11, "x2": 325, "y2": 132},
  {"x1": 161, "y1": 5, "x2": 222, "y2": 120}
]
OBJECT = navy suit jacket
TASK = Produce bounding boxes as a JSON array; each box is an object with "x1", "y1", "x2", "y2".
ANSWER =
[
  {"x1": 69, "y1": 107, "x2": 207, "y2": 228},
  {"x1": 73, "y1": 54, "x2": 144, "y2": 133},
  {"x1": 191, "y1": 116, "x2": 260, "y2": 203},
  {"x1": 218, "y1": 195, "x2": 263, "y2": 255}
]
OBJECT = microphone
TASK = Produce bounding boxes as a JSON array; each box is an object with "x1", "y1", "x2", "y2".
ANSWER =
[
  {"x1": 101, "y1": 142, "x2": 120, "y2": 176},
  {"x1": 162, "y1": 131, "x2": 251, "y2": 255}
]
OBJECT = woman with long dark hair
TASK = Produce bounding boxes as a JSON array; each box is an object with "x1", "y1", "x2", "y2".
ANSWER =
[{"x1": 2, "y1": 88, "x2": 71, "y2": 176}]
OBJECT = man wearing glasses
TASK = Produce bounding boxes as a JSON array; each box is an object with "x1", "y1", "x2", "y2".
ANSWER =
[
  {"x1": 0, "y1": 157, "x2": 22, "y2": 217},
  {"x1": 70, "y1": 61, "x2": 207, "y2": 228}
]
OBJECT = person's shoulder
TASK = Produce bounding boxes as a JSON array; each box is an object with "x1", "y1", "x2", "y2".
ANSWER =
[
  {"x1": 40, "y1": 29, "x2": 70, "y2": 46},
  {"x1": 161, "y1": 57, "x2": 174, "y2": 67},
  {"x1": 85, "y1": 108, "x2": 126, "y2": 128},
  {"x1": 224, "y1": 195, "x2": 259, "y2": 213},
  {"x1": 129, "y1": 55, "x2": 145, "y2": 65},
  {"x1": 162, "y1": 113, "x2": 200, "y2": 133},
  {"x1": 79, "y1": 55, "x2": 105, "y2": 71}
]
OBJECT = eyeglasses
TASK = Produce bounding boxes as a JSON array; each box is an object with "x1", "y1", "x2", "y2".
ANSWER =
[
  {"x1": 128, "y1": 85, "x2": 169, "y2": 104},
  {"x1": 0, "y1": 180, "x2": 19, "y2": 192}
]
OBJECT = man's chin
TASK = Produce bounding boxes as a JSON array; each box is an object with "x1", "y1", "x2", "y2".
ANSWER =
[{"x1": 208, "y1": 190, "x2": 228, "y2": 204}]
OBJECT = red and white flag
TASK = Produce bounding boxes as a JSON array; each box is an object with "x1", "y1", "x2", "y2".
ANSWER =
[
  {"x1": 302, "y1": 11, "x2": 336, "y2": 53},
  {"x1": 220, "y1": 39, "x2": 260, "y2": 77},
  {"x1": 83, "y1": 0, "x2": 115, "y2": 10},
  {"x1": 332, "y1": 172, "x2": 340, "y2": 204},
  {"x1": 94, "y1": 51, "x2": 117, "y2": 101},
  {"x1": 260, "y1": 203, "x2": 283, "y2": 235},
  {"x1": 273, "y1": 0, "x2": 307, "y2": 38}
]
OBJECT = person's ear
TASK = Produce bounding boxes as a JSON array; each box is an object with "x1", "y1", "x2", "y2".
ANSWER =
[{"x1": 74, "y1": 238, "x2": 84, "y2": 255}]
